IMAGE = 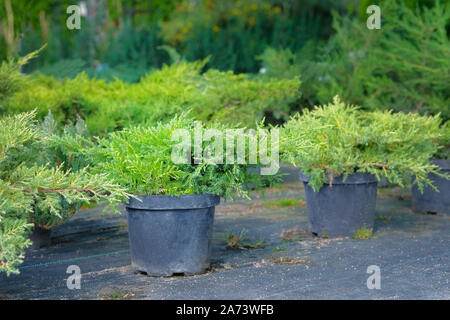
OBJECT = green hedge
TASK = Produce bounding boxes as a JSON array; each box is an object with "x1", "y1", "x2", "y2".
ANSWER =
[
  {"x1": 257, "y1": 0, "x2": 450, "y2": 120},
  {"x1": 1, "y1": 58, "x2": 300, "y2": 135}
]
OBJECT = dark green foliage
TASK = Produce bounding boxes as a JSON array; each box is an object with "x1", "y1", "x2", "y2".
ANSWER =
[
  {"x1": 365, "y1": 1, "x2": 450, "y2": 120},
  {"x1": 0, "y1": 49, "x2": 42, "y2": 106},
  {"x1": 34, "y1": 59, "x2": 87, "y2": 80},
  {"x1": 3, "y1": 0, "x2": 339, "y2": 78},
  {"x1": 96, "y1": 22, "x2": 167, "y2": 82},
  {"x1": 316, "y1": 1, "x2": 449, "y2": 119},
  {"x1": 435, "y1": 121, "x2": 450, "y2": 160},
  {"x1": 256, "y1": 42, "x2": 320, "y2": 113},
  {"x1": 170, "y1": 1, "x2": 326, "y2": 74},
  {"x1": 258, "y1": 1, "x2": 449, "y2": 121}
]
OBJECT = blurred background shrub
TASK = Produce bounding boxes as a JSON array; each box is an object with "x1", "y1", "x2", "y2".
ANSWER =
[
  {"x1": 0, "y1": 0, "x2": 448, "y2": 126},
  {"x1": 0, "y1": 0, "x2": 349, "y2": 78},
  {"x1": 257, "y1": 0, "x2": 449, "y2": 120},
  {"x1": 0, "y1": 56, "x2": 300, "y2": 134}
]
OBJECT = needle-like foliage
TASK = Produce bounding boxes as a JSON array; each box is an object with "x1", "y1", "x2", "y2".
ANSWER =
[
  {"x1": 90, "y1": 114, "x2": 275, "y2": 198},
  {"x1": 2, "y1": 58, "x2": 300, "y2": 134},
  {"x1": 0, "y1": 111, "x2": 129, "y2": 275},
  {"x1": 281, "y1": 96, "x2": 448, "y2": 192}
]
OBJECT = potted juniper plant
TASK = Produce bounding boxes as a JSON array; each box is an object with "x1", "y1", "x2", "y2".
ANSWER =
[
  {"x1": 91, "y1": 115, "x2": 271, "y2": 276},
  {"x1": 281, "y1": 96, "x2": 444, "y2": 238},
  {"x1": 411, "y1": 122, "x2": 450, "y2": 215},
  {"x1": 28, "y1": 111, "x2": 129, "y2": 247},
  {"x1": 0, "y1": 111, "x2": 129, "y2": 276}
]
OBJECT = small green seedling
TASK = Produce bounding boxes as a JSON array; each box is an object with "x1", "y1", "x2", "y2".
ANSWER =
[
  {"x1": 265, "y1": 198, "x2": 305, "y2": 208},
  {"x1": 353, "y1": 227, "x2": 373, "y2": 240},
  {"x1": 281, "y1": 236, "x2": 302, "y2": 243},
  {"x1": 225, "y1": 229, "x2": 265, "y2": 250},
  {"x1": 103, "y1": 291, "x2": 132, "y2": 300}
]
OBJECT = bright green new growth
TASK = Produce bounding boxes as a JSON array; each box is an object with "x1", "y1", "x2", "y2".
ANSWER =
[
  {"x1": 1, "y1": 56, "x2": 300, "y2": 135},
  {"x1": 365, "y1": 1, "x2": 450, "y2": 120},
  {"x1": 91, "y1": 114, "x2": 270, "y2": 198},
  {"x1": 353, "y1": 227, "x2": 373, "y2": 240},
  {"x1": 265, "y1": 198, "x2": 304, "y2": 208},
  {"x1": 0, "y1": 111, "x2": 129, "y2": 275},
  {"x1": 0, "y1": 48, "x2": 43, "y2": 104},
  {"x1": 281, "y1": 96, "x2": 447, "y2": 192}
]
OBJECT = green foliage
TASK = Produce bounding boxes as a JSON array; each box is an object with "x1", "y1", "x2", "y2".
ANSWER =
[
  {"x1": 356, "y1": 0, "x2": 443, "y2": 20},
  {"x1": 256, "y1": 42, "x2": 320, "y2": 113},
  {"x1": 281, "y1": 236, "x2": 302, "y2": 243},
  {"x1": 309, "y1": 11, "x2": 380, "y2": 108},
  {"x1": 265, "y1": 198, "x2": 304, "y2": 208},
  {"x1": 314, "y1": 1, "x2": 449, "y2": 120},
  {"x1": 0, "y1": 49, "x2": 42, "y2": 105},
  {"x1": 7, "y1": 0, "x2": 338, "y2": 77},
  {"x1": 195, "y1": 68, "x2": 300, "y2": 126},
  {"x1": 94, "y1": 21, "x2": 167, "y2": 82},
  {"x1": 89, "y1": 114, "x2": 268, "y2": 198},
  {"x1": 0, "y1": 111, "x2": 129, "y2": 275},
  {"x1": 13, "y1": 1, "x2": 170, "y2": 77},
  {"x1": 353, "y1": 227, "x2": 373, "y2": 240},
  {"x1": 225, "y1": 229, "x2": 265, "y2": 250},
  {"x1": 256, "y1": 47, "x2": 303, "y2": 80},
  {"x1": 0, "y1": 0, "x2": 53, "y2": 57},
  {"x1": 281, "y1": 96, "x2": 447, "y2": 192},
  {"x1": 163, "y1": 0, "x2": 328, "y2": 74},
  {"x1": 36, "y1": 59, "x2": 87, "y2": 80},
  {"x1": 251, "y1": 13, "x2": 380, "y2": 110},
  {"x1": 0, "y1": 218, "x2": 32, "y2": 276},
  {"x1": 435, "y1": 122, "x2": 450, "y2": 160},
  {"x1": 41, "y1": 111, "x2": 94, "y2": 172},
  {"x1": 3, "y1": 59, "x2": 300, "y2": 134}
]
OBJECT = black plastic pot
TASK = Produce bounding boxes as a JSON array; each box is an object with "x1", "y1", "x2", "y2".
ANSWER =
[
  {"x1": 29, "y1": 226, "x2": 51, "y2": 249},
  {"x1": 412, "y1": 159, "x2": 450, "y2": 215},
  {"x1": 299, "y1": 172, "x2": 378, "y2": 238},
  {"x1": 125, "y1": 194, "x2": 220, "y2": 276}
]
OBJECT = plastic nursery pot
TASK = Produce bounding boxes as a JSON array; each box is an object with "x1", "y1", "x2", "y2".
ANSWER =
[
  {"x1": 125, "y1": 194, "x2": 220, "y2": 276},
  {"x1": 29, "y1": 226, "x2": 52, "y2": 249},
  {"x1": 412, "y1": 159, "x2": 450, "y2": 215},
  {"x1": 299, "y1": 172, "x2": 378, "y2": 238}
]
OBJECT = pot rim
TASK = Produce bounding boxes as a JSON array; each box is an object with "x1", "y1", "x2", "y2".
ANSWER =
[
  {"x1": 125, "y1": 193, "x2": 220, "y2": 210},
  {"x1": 299, "y1": 171, "x2": 378, "y2": 185}
]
